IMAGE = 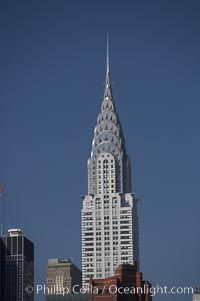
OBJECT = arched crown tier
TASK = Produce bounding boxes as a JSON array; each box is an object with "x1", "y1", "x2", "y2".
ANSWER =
[{"x1": 87, "y1": 50, "x2": 132, "y2": 195}]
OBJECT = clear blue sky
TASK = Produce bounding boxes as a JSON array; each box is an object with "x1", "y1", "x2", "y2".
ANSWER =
[{"x1": 0, "y1": 1, "x2": 199, "y2": 300}]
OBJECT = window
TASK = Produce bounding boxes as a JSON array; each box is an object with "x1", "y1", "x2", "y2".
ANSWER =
[{"x1": 56, "y1": 271, "x2": 64, "y2": 289}]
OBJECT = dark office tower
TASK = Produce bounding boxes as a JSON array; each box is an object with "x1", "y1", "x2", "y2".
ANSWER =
[
  {"x1": 0, "y1": 237, "x2": 6, "y2": 300},
  {"x1": 0, "y1": 229, "x2": 34, "y2": 301}
]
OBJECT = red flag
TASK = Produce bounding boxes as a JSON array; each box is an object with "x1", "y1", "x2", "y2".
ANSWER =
[{"x1": 0, "y1": 184, "x2": 6, "y2": 194}]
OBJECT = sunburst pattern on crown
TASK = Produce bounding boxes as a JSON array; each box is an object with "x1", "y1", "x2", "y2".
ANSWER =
[{"x1": 87, "y1": 54, "x2": 132, "y2": 195}]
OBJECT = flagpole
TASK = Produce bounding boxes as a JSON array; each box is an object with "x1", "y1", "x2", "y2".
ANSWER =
[
  {"x1": 0, "y1": 184, "x2": 6, "y2": 236},
  {"x1": 0, "y1": 193, "x2": 3, "y2": 236},
  {"x1": 0, "y1": 224, "x2": 3, "y2": 237},
  {"x1": 0, "y1": 192, "x2": 3, "y2": 236}
]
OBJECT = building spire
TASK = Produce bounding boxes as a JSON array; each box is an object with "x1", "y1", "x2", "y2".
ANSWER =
[
  {"x1": 107, "y1": 33, "x2": 109, "y2": 74},
  {"x1": 103, "y1": 33, "x2": 113, "y2": 102}
]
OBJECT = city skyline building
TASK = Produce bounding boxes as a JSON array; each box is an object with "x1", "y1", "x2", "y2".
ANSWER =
[
  {"x1": 193, "y1": 287, "x2": 200, "y2": 301},
  {"x1": 90, "y1": 262, "x2": 152, "y2": 301},
  {"x1": 0, "y1": 228, "x2": 34, "y2": 301},
  {"x1": 46, "y1": 258, "x2": 82, "y2": 296},
  {"x1": 81, "y1": 40, "x2": 139, "y2": 286},
  {"x1": 0, "y1": 236, "x2": 6, "y2": 300}
]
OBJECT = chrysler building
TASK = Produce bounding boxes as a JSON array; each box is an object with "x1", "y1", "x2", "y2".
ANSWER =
[{"x1": 82, "y1": 40, "x2": 139, "y2": 287}]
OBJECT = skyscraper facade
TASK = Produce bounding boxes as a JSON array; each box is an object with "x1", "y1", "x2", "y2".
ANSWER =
[
  {"x1": 81, "y1": 42, "x2": 139, "y2": 287},
  {"x1": 0, "y1": 229, "x2": 34, "y2": 301}
]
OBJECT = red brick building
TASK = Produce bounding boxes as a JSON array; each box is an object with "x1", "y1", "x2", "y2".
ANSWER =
[{"x1": 89, "y1": 263, "x2": 152, "y2": 301}]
